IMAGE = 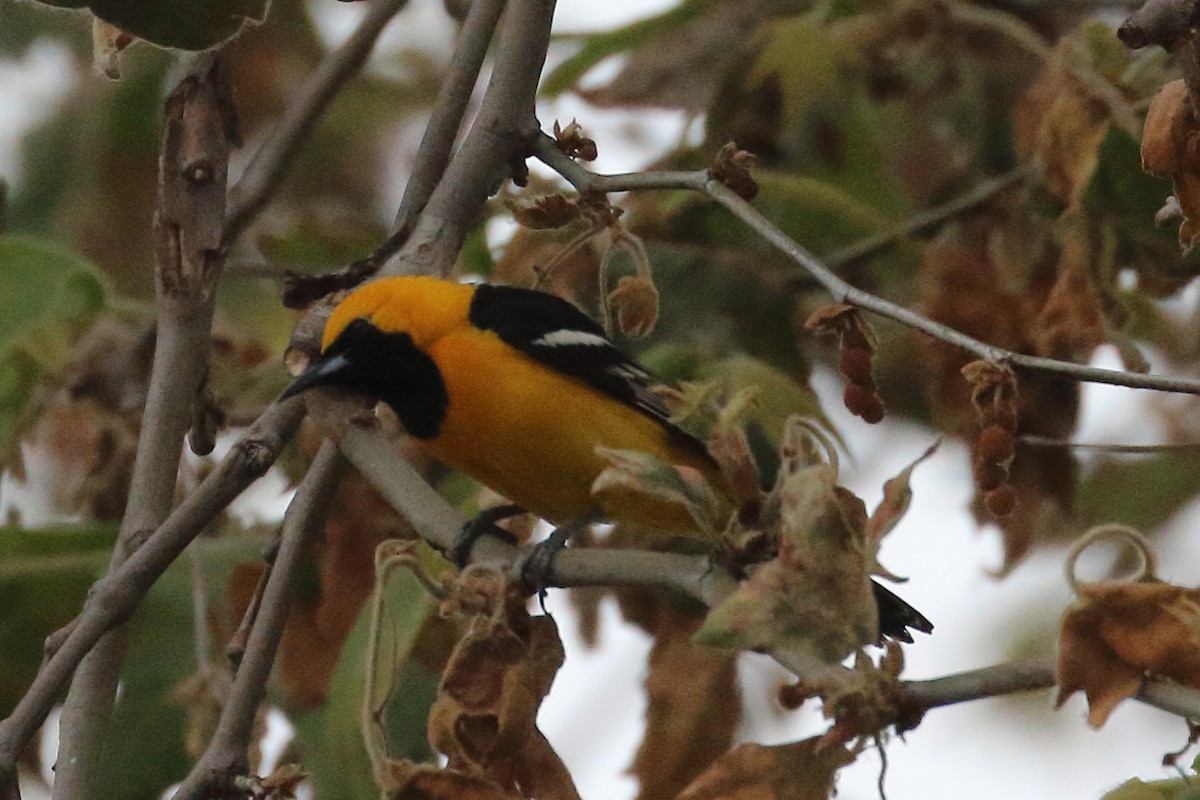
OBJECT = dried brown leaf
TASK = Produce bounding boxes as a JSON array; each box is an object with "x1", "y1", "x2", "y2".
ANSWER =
[
  {"x1": 631, "y1": 607, "x2": 740, "y2": 800},
  {"x1": 697, "y1": 454, "x2": 878, "y2": 660},
  {"x1": 675, "y1": 737, "x2": 855, "y2": 800},
  {"x1": 920, "y1": 236, "x2": 1079, "y2": 571},
  {"x1": 508, "y1": 195, "x2": 581, "y2": 230},
  {"x1": 1142, "y1": 80, "x2": 1200, "y2": 252},
  {"x1": 1033, "y1": 216, "x2": 1106, "y2": 361},
  {"x1": 227, "y1": 469, "x2": 414, "y2": 708},
  {"x1": 1057, "y1": 581, "x2": 1200, "y2": 726},
  {"x1": 553, "y1": 119, "x2": 598, "y2": 162},
  {"x1": 386, "y1": 760, "x2": 523, "y2": 800},
  {"x1": 865, "y1": 440, "x2": 939, "y2": 577},
  {"x1": 608, "y1": 276, "x2": 659, "y2": 338},
  {"x1": 710, "y1": 142, "x2": 759, "y2": 201},
  {"x1": 1012, "y1": 41, "x2": 1111, "y2": 206},
  {"x1": 430, "y1": 577, "x2": 579, "y2": 800}
]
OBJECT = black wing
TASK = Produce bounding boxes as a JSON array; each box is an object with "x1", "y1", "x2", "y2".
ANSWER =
[{"x1": 467, "y1": 283, "x2": 690, "y2": 436}]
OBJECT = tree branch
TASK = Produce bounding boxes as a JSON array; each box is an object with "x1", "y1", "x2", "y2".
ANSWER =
[
  {"x1": 904, "y1": 659, "x2": 1057, "y2": 710},
  {"x1": 339, "y1": 424, "x2": 1200, "y2": 726},
  {"x1": 52, "y1": 52, "x2": 237, "y2": 800},
  {"x1": 380, "y1": 0, "x2": 556, "y2": 278},
  {"x1": 818, "y1": 166, "x2": 1034, "y2": 270},
  {"x1": 1119, "y1": 0, "x2": 1200, "y2": 120},
  {"x1": 171, "y1": 443, "x2": 347, "y2": 800},
  {"x1": 281, "y1": 0, "x2": 509, "y2": 308},
  {"x1": 0, "y1": 398, "x2": 303, "y2": 794},
  {"x1": 532, "y1": 136, "x2": 1200, "y2": 398},
  {"x1": 222, "y1": 0, "x2": 410, "y2": 246},
  {"x1": 391, "y1": 0, "x2": 509, "y2": 235}
]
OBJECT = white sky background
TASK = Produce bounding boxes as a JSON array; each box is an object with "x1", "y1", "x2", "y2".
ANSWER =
[{"x1": 2, "y1": 1, "x2": 1199, "y2": 798}]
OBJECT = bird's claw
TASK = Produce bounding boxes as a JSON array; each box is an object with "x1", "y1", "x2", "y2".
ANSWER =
[{"x1": 449, "y1": 504, "x2": 523, "y2": 569}]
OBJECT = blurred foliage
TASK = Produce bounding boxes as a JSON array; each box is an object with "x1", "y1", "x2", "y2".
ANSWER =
[
  {"x1": 4, "y1": 0, "x2": 1200, "y2": 796},
  {"x1": 31, "y1": 0, "x2": 268, "y2": 51}
]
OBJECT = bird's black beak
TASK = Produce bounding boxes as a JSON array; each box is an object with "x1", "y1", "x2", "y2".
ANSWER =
[{"x1": 280, "y1": 353, "x2": 352, "y2": 401}]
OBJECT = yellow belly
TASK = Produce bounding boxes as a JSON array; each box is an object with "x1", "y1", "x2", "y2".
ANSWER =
[{"x1": 420, "y1": 330, "x2": 720, "y2": 535}]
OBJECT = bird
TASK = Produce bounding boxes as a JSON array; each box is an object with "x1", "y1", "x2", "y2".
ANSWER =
[{"x1": 283, "y1": 275, "x2": 932, "y2": 641}]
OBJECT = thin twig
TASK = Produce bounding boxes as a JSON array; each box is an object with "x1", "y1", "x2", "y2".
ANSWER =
[
  {"x1": 1018, "y1": 434, "x2": 1200, "y2": 453},
  {"x1": 340, "y1": 423, "x2": 1200, "y2": 723},
  {"x1": 222, "y1": 0, "x2": 410, "y2": 246},
  {"x1": 533, "y1": 136, "x2": 1200, "y2": 397},
  {"x1": 819, "y1": 166, "x2": 1033, "y2": 270},
  {"x1": 0, "y1": 399, "x2": 303, "y2": 791},
  {"x1": 905, "y1": 658, "x2": 1200, "y2": 720},
  {"x1": 53, "y1": 52, "x2": 236, "y2": 800},
  {"x1": 904, "y1": 660, "x2": 1057, "y2": 709},
  {"x1": 391, "y1": 0, "x2": 508, "y2": 234},
  {"x1": 171, "y1": 443, "x2": 347, "y2": 800},
  {"x1": 189, "y1": 547, "x2": 212, "y2": 671},
  {"x1": 707, "y1": 178, "x2": 1200, "y2": 395},
  {"x1": 380, "y1": 0, "x2": 557, "y2": 278},
  {"x1": 282, "y1": 0, "x2": 508, "y2": 309}
]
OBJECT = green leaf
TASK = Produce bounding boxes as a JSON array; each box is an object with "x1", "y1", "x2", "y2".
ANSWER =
[
  {"x1": 0, "y1": 234, "x2": 106, "y2": 346},
  {"x1": 1100, "y1": 776, "x2": 1191, "y2": 800},
  {"x1": 293, "y1": 560, "x2": 438, "y2": 800},
  {"x1": 540, "y1": 0, "x2": 717, "y2": 97},
  {"x1": 95, "y1": 532, "x2": 273, "y2": 800},
  {"x1": 1083, "y1": 128, "x2": 1173, "y2": 222},
  {"x1": 1076, "y1": 451, "x2": 1200, "y2": 534},
  {"x1": 745, "y1": 12, "x2": 843, "y2": 131},
  {"x1": 0, "y1": 524, "x2": 117, "y2": 715},
  {"x1": 0, "y1": 234, "x2": 107, "y2": 457},
  {"x1": 28, "y1": 0, "x2": 270, "y2": 51}
]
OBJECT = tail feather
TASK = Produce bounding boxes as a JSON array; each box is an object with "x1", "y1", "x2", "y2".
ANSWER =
[{"x1": 872, "y1": 580, "x2": 934, "y2": 644}]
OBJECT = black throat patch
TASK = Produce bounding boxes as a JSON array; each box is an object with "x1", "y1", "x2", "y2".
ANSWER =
[{"x1": 321, "y1": 318, "x2": 449, "y2": 439}]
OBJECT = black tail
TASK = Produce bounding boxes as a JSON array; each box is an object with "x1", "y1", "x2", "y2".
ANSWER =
[{"x1": 872, "y1": 580, "x2": 934, "y2": 643}]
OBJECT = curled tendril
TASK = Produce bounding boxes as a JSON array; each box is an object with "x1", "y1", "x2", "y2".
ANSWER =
[{"x1": 1063, "y1": 523, "x2": 1159, "y2": 595}]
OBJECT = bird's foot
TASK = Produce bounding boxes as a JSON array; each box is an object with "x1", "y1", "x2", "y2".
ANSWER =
[
  {"x1": 449, "y1": 504, "x2": 524, "y2": 569},
  {"x1": 519, "y1": 508, "x2": 605, "y2": 608}
]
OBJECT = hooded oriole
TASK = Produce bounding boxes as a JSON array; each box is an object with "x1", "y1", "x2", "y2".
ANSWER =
[{"x1": 283, "y1": 276, "x2": 931, "y2": 640}]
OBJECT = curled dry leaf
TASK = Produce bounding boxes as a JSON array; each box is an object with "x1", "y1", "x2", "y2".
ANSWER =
[
  {"x1": 864, "y1": 440, "x2": 939, "y2": 580},
  {"x1": 1011, "y1": 35, "x2": 1115, "y2": 207},
  {"x1": 781, "y1": 643, "x2": 923, "y2": 743},
  {"x1": 607, "y1": 275, "x2": 659, "y2": 338},
  {"x1": 709, "y1": 141, "x2": 759, "y2": 201},
  {"x1": 385, "y1": 760, "x2": 524, "y2": 800},
  {"x1": 696, "y1": 421, "x2": 878, "y2": 662},
  {"x1": 428, "y1": 572, "x2": 580, "y2": 800},
  {"x1": 1141, "y1": 80, "x2": 1200, "y2": 253},
  {"x1": 1033, "y1": 215, "x2": 1107, "y2": 361},
  {"x1": 675, "y1": 736, "x2": 855, "y2": 800},
  {"x1": 704, "y1": 388, "x2": 766, "y2": 522},
  {"x1": 92, "y1": 18, "x2": 134, "y2": 80},
  {"x1": 553, "y1": 119, "x2": 598, "y2": 162},
  {"x1": 507, "y1": 195, "x2": 581, "y2": 230},
  {"x1": 591, "y1": 446, "x2": 729, "y2": 536},
  {"x1": 259, "y1": 763, "x2": 309, "y2": 799},
  {"x1": 1057, "y1": 581, "x2": 1200, "y2": 727}
]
